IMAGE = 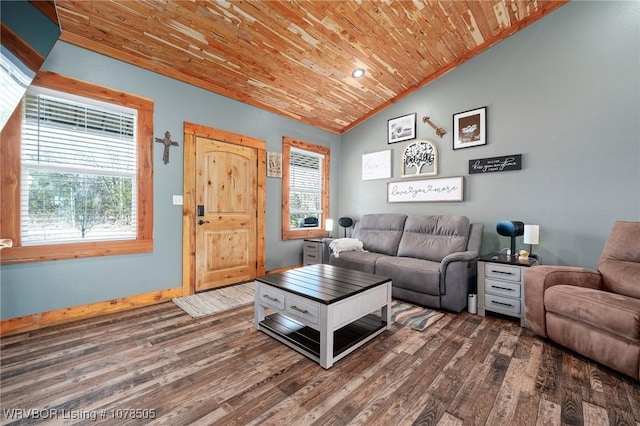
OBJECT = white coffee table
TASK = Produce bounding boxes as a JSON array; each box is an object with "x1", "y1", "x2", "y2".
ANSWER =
[{"x1": 254, "y1": 264, "x2": 392, "y2": 369}]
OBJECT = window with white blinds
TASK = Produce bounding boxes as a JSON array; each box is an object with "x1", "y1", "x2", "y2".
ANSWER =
[
  {"x1": 289, "y1": 148, "x2": 323, "y2": 229},
  {"x1": 20, "y1": 88, "x2": 138, "y2": 244}
]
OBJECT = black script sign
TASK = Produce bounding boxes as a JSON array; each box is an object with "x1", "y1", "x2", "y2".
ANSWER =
[{"x1": 469, "y1": 154, "x2": 522, "y2": 174}]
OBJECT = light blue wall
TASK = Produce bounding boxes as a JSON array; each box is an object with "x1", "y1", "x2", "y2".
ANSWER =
[
  {"x1": 0, "y1": 41, "x2": 341, "y2": 319},
  {"x1": 340, "y1": 1, "x2": 639, "y2": 269},
  {"x1": 1, "y1": 0, "x2": 638, "y2": 319}
]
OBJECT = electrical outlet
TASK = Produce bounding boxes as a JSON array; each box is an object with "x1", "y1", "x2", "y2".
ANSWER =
[{"x1": 172, "y1": 195, "x2": 183, "y2": 205}]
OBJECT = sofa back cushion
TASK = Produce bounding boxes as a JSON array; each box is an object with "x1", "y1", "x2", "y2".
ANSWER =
[
  {"x1": 353, "y1": 214, "x2": 407, "y2": 256},
  {"x1": 397, "y1": 215, "x2": 470, "y2": 262},
  {"x1": 599, "y1": 221, "x2": 640, "y2": 298}
]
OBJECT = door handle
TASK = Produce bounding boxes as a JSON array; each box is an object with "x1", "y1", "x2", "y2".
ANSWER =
[{"x1": 198, "y1": 220, "x2": 210, "y2": 225}]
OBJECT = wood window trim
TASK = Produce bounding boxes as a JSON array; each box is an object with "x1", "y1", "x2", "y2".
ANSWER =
[
  {"x1": 281, "y1": 136, "x2": 330, "y2": 241},
  {"x1": 0, "y1": 71, "x2": 154, "y2": 264}
]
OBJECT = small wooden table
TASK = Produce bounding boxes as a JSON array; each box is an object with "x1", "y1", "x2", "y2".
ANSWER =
[{"x1": 254, "y1": 264, "x2": 392, "y2": 369}]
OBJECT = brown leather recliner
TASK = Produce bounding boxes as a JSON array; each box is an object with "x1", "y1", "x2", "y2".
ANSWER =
[{"x1": 524, "y1": 221, "x2": 640, "y2": 380}]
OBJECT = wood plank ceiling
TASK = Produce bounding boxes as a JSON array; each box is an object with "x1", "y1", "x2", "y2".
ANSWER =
[{"x1": 53, "y1": 1, "x2": 568, "y2": 134}]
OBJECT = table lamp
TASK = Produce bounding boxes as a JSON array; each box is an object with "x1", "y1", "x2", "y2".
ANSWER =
[
  {"x1": 496, "y1": 220, "x2": 524, "y2": 258},
  {"x1": 325, "y1": 218, "x2": 334, "y2": 237},
  {"x1": 524, "y1": 224, "x2": 540, "y2": 259},
  {"x1": 338, "y1": 217, "x2": 353, "y2": 238}
]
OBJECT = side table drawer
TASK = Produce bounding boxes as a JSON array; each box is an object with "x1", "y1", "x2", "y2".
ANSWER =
[
  {"x1": 304, "y1": 242, "x2": 320, "y2": 254},
  {"x1": 485, "y1": 263, "x2": 521, "y2": 282},
  {"x1": 285, "y1": 296, "x2": 319, "y2": 325},
  {"x1": 304, "y1": 252, "x2": 322, "y2": 265},
  {"x1": 485, "y1": 294, "x2": 521, "y2": 316},
  {"x1": 258, "y1": 285, "x2": 286, "y2": 310},
  {"x1": 485, "y1": 278, "x2": 521, "y2": 298}
]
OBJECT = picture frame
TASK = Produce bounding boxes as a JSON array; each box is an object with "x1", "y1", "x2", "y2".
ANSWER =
[
  {"x1": 453, "y1": 106, "x2": 487, "y2": 150},
  {"x1": 387, "y1": 176, "x2": 464, "y2": 203},
  {"x1": 388, "y1": 113, "x2": 416, "y2": 144},
  {"x1": 267, "y1": 152, "x2": 282, "y2": 178},
  {"x1": 362, "y1": 150, "x2": 392, "y2": 180},
  {"x1": 401, "y1": 140, "x2": 438, "y2": 177}
]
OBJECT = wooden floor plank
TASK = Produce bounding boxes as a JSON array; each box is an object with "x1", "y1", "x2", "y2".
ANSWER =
[{"x1": 0, "y1": 302, "x2": 637, "y2": 426}]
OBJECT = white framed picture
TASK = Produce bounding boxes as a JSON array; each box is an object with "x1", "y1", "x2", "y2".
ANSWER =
[{"x1": 362, "y1": 150, "x2": 391, "y2": 180}]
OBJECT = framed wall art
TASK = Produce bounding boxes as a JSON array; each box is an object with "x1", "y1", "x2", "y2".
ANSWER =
[
  {"x1": 402, "y1": 140, "x2": 438, "y2": 177},
  {"x1": 388, "y1": 113, "x2": 416, "y2": 144},
  {"x1": 267, "y1": 152, "x2": 282, "y2": 177},
  {"x1": 387, "y1": 176, "x2": 464, "y2": 203},
  {"x1": 453, "y1": 106, "x2": 487, "y2": 150},
  {"x1": 362, "y1": 150, "x2": 392, "y2": 180}
]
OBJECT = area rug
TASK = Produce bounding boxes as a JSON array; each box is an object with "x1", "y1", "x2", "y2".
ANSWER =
[
  {"x1": 173, "y1": 282, "x2": 254, "y2": 318},
  {"x1": 390, "y1": 300, "x2": 444, "y2": 331},
  {"x1": 174, "y1": 283, "x2": 444, "y2": 331}
]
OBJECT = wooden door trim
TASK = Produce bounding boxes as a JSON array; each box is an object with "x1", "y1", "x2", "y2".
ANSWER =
[{"x1": 182, "y1": 122, "x2": 266, "y2": 296}]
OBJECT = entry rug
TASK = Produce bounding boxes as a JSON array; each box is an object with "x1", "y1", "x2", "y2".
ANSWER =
[
  {"x1": 173, "y1": 282, "x2": 254, "y2": 318},
  {"x1": 390, "y1": 300, "x2": 444, "y2": 331}
]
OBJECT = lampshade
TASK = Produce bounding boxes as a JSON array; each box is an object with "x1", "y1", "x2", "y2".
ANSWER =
[
  {"x1": 325, "y1": 218, "x2": 334, "y2": 232},
  {"x1": 524, "y1": 225, "x2": 540, "y2": 245}
]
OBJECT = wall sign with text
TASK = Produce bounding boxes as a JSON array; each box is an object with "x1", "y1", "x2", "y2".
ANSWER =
[
  {"x1": 469, "y1": 154, "x2": 522, "y2": 174},
  {"x1": 387, "y1": 176, "x2": 464, "y2": 203}
]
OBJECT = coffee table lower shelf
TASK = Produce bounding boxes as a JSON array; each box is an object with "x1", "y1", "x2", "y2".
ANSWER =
[{"x1": 259, "y1": 312, "x2": 386, "y2": 360}]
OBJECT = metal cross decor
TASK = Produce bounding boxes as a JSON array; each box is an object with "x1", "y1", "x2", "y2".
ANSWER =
[{"x1": 155, "y1": 131, "x2": 179, "y2": 164}]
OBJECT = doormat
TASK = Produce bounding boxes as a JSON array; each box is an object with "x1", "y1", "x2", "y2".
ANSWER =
[
  {"x1": 390, "y1": 300, "x2": 444, "y2": 331},
  {"x1": 173, "y1": 282, "x2": 254, "y2": 318}
]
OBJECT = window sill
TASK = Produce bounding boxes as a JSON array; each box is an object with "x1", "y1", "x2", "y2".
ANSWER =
[
  {"x1": 282, "y1": 229, "x2": 329, "y2": 241},
  {"x1": 0, "y1": 239, "x2": 153, "y2": 264}
]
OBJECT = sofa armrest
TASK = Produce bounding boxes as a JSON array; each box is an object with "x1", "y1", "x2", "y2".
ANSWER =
[
  {"x1": 438, "y1": 250, "x2": 478, "y2": 312},
  {"x1": 322, "y1": 238, "x2": 335, "y2": 263},
  {"x1": 440, "y1": 250, "x2": 478, "y2": 289},
  {"x1": 524, "y1": 265, "x2": 603, "y2": 337}
]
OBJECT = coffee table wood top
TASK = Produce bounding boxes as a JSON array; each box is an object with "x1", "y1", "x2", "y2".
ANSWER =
[{"x1": 255, "y1": 264, "x2": 391, "y2": 304}]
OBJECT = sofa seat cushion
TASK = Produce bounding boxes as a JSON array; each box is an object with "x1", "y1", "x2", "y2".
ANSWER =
[
  {"x1": 544, "y1": 285, "x2": 640, "y2": 344},
  {"x1": 329, "y1": 251, "x2": 388, "y2": 274},
  {"x1": 375, "y1": 256, "x2": 440, "y2": 296}
]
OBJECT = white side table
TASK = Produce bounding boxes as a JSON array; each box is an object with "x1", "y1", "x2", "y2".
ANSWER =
[
  {"x1": 477, "y1": 254, "x2": 538, "y2": 326},
  {"x1": 303, "y1": 238, "x2": 324, "y2": 266}
]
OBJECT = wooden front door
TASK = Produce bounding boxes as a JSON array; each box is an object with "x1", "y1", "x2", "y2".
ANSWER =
[
  {"x1": 184, "y1": 124, "x2": 265, "y2": 294},
  {"x1": 195, "y1": 136, "x2": 257, "y2": 291}
]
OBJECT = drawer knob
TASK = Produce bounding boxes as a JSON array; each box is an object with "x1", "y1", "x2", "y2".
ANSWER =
[{"x1": 263, "y1": 295, "x2": 280, "y2": 303}]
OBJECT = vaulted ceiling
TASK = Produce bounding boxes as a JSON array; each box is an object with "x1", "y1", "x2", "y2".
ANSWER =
[{"x1": 53, "y1": 1, "x2": 568, "y2": 134}]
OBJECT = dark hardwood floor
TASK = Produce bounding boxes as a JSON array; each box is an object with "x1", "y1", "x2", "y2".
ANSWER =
[{"x1": 1, "y1": 302, "x2": 638, "y2": 425}]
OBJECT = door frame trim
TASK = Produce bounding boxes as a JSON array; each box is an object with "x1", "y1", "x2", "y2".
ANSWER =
[{"x1": 182, "y1": 121, "x2": 266, "y2": 296}]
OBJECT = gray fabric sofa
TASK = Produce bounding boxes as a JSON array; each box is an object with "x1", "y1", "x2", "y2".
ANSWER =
[{"x1": 323, "y1": 213, "x2": 484, "y2": 312}]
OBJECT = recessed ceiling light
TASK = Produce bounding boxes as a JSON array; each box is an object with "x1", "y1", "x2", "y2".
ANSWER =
[{"x1": 352, "y1": 68, "x2": 365, "y2": 78}]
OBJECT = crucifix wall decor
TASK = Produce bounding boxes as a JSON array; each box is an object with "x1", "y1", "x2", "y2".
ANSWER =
[{"x1": 155, "y1": 131, "x2": 179, "y2": 164}]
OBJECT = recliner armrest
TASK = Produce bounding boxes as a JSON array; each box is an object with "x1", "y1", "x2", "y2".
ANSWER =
[
  {"x1": 322, "y1": 238, "x2": 335, "y2": 263},
  {"x1": 524, "y1": 265, "x2": 603, "y2": 337},
  {"x1": 439, "y1": 250, "x2": 478, "y2": 291},
  {"x1": 441, "y1": 250, "x2": 478, "y2": 265}
]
